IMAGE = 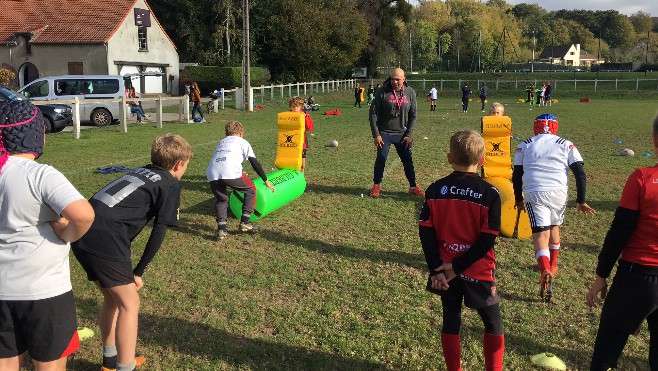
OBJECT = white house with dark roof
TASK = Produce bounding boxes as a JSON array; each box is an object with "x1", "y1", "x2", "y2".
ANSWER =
[
  {"x1": 537, "y1": 43, "x2": 603, "y2": 67},
  {"x1": 0, "y1": 0, "x2": 179, "y2": 95}
]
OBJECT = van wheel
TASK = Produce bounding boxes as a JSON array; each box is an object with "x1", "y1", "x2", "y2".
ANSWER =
[{"x1": 91, "y1": 108, "x2": 112, "y2": 126}]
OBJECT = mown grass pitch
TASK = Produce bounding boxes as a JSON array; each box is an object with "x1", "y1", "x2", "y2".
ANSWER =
[{"x1": 42, "y1": 92, "x2": 657, "y2": 370}]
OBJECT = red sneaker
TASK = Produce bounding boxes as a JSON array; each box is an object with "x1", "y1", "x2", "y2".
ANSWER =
[
  {"x1": 369, "y1": 184, "x2": 380, "y2": 198},
  {"x1": 408, "y1": 185, "x2": 425, "y2": 197}
]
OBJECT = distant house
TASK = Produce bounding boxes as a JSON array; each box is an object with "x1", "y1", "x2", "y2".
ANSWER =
[
  {"x1": 0, "y1": 0, "x2": 180, "y2": 95},
  {"x1": 537, "y1": 44, "x2": 603, "y2": 67}
]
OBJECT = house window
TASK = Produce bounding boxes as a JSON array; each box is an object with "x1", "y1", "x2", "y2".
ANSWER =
[
  {"x1": 570, "y1": 51, "x2": 575, "y2": 55},
  {"x1": 138, "y1": 27, "x2": 147, "y2": 51}
]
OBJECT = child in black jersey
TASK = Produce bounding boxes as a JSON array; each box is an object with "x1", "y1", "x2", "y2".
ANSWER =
[
  {"x1": 72, "y1": 134, "x2": 193, "y2": 371},
  {"x1": 419, "y1": 129, "x2": 504, "y2": 371}
]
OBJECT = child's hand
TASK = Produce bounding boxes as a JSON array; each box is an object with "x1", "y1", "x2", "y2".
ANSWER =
[
  {"x1": 49, "y1": 217, "x2": 70, "y2": 241},
  {"x1": 586, "y1": 276, "x2": 607, "y2": 308},
  {"x1": 430, "y1": 272, "x2": 449, "y2": 291},
  {"x1": 577, "y1": 203, "x2": 596, "y2": 216},
  {"x1": 435, "y1": 263, "x2": 456, "y2": 282},
  {"x1": 134, "y1": 275, "x2": 144, "y2": 291},
  {"x1": 514, "y1": 201, "x2": 525, "y2": 212},
  {"x1": 265, "y1": 180, "x2": 275, "y2": 193}
]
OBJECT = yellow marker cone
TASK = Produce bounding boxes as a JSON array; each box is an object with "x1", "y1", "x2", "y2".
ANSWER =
[
  {"x1": 530, "y1": 352, "x2": 567, "y2": 370},
  {"x1": 77, "y1": 327, "x2": 94, "y2": 342}
]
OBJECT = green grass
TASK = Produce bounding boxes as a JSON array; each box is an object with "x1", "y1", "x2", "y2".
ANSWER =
[{"x1": 40, "y1": 91, "x2": 657, "y2": 370}]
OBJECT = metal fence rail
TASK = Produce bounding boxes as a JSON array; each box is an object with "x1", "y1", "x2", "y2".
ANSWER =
[{"x1": 408, "y1": 78, "x2": 658, "y2": 92}]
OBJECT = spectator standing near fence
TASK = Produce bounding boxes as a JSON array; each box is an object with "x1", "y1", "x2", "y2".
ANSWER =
[{"x1": 189, "y1": 82, "x2": 205, "y2": 123}]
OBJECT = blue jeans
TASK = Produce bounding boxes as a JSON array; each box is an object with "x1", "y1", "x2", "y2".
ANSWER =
[
  {"x1": 192, "y1": 101, "x2": 204, "y2": 119},
  {"x1": 373, "y1": 133, "x2": 416, "y2": 187},
  {"x1": 130, "y1": 105, "x2": 146, "y2": 121}
]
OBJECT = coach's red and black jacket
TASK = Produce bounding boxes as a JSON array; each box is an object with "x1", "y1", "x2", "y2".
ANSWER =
[{"x1": 419, "y1": 171, "x2": 501, "y2": 282}]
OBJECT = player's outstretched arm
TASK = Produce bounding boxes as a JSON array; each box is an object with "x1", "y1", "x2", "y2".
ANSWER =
[{"x1": 50, "y1": 199, "x2": 94, "y2": 243}]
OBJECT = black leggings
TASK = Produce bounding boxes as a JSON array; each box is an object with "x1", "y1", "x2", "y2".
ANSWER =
[
  {"x1": 590, "y1": 309, "x2": 658, "y2": 370},
  {"x1": 441, "y1": 298, "x2": 503, "y2": 335}
]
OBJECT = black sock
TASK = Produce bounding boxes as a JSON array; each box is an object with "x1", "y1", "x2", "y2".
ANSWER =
[
  {"x1": 241, "y1": 215, "x2": 250, "y2": 223},
  {"x1": 103, "y1": 355, "x2": 117, "y2": 369}
]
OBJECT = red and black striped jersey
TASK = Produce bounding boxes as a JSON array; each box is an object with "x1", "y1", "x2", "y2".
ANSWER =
[{"x1": 419, "y1": 171, "x2": 501, "y2": 281}]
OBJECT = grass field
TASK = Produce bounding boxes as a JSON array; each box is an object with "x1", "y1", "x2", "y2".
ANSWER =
[{"x1": 40, "y1": 91, "x2": 658, "y2": 370}]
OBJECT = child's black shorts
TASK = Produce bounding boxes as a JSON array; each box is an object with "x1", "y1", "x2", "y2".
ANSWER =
[
  {"x1": 0, "y1": 290, "x2": 79, "y2": 361},
  {"x1": 427, "y1": 275, "x2": 499, "y2": 309},
  {"x1": 600, "y1": 260, "x2": 658, "y2": 335},
  {"x1": 302, "y1": 149, "x2": 307, "y2": 158},
  {"x1": 72, "y1": 248, "x2": 135, "y2": 288}
]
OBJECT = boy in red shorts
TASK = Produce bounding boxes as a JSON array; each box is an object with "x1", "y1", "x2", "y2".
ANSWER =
[
  {"x1": 0, "y1": 100, "x2": 94, "y2": 371},
  {"x1": 419, "y1": 129, "x2": 504, "y2": 371}
]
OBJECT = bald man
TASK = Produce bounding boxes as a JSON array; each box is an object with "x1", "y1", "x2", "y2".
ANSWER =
[{"x1": 368, "y1": 68, "x2": 424, "y2": 198}]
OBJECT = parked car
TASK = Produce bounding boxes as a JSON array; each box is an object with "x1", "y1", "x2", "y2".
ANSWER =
[
  {"x1": 0, "y1": 86, "x2": 72, "y2": 133},
  {"x1": 19, "y1": 75, "x2": 127, "y2": 126}
]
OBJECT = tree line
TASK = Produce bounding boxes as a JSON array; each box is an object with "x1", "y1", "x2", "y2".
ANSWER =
[{"x1": 148, "y1": 0, "x2": 658, "y2": 82}]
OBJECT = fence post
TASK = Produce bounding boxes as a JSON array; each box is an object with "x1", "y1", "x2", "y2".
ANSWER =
[
  {"x1": 155, "y1": 96, "x2": 163, "y2": 129},
  {"x1": 220, "y1": 88, "x2": 225, "y2": 109},
  {"x1": 184, "y1": 94, "x2": 190, "y2": 123},
  {"x1": 440, "y1": 80, "x2": 443, "y2": 90},
  {"x1": 303, "y1": 83, "x2": 307, "y2": 96},
  {"x1": 296, "y1": 83, "x2": 300, "y2": 96},
  {"x1": 595, "y1": 79, "x2": 597, "y2": 91},
  {"x1": 574, "y1": 78, "x2": 576, "y2": 91},
  {"x1": 119, "y1": 96, "x2": 127, "y2": 133},
  {"x1": 270, "y1": 86, "x2": 274, "y2": 101},
  {"x1": 616, "y1": 79, "x2": 618, "y2": 90},
  {"x1": 261, "y1": 85, "x2": 264, "y2": 102},
  {"x1": 72, "y1": 97, "x2": 81, "y2": 139},
  {"x1": 637, "y1": 78, "x2": 639, "y2": 90},
  {"x1": 423, "y1": 79, "x2": 426, "y2": 90}
]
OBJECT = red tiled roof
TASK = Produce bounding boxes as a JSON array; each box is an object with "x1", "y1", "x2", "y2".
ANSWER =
[{"x1": 0, "y1": 0, "x2": 174, "y2": 48}]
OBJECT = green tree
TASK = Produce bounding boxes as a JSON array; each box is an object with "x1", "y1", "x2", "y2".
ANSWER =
[
  {"x1": 410, "y1": 20, "x2": 439, "y2": 71},
  {"x1": 630, "y1": 11, "x2": 653, "y2": 34},
  {"x1": 258, "y1": 0, "x2": 368, "y2": 82}
]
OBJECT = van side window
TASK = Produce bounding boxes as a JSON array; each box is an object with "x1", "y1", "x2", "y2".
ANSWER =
[
  {"x1": 55, "y1": 79, "x2": 80, "y2": 96},
  {"x1": 85, "y1": 79, "x2": 119, "y2": 94},
  {"x1": 22, "y1": 81, "x2": 49, "y2": 98}
]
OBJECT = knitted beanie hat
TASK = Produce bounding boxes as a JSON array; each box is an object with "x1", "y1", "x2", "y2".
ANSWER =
[{"x1": 0, "y1": 100, "x2": 46, "y2": 172}]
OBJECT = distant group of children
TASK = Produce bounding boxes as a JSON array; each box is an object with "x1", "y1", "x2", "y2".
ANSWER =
[
  {"x1": 2, "y1": 87, "x2": 657, "y2": 371},
  {"x1": 525, "y1": 82, "x2": 552, "y2": 106}
]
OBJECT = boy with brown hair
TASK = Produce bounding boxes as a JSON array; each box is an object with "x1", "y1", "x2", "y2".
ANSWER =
[
  {"x1": 289, "y1": 96, "x2": 314, "y2": 173},
  {"x1": 419, "y1": 129, "x2": 504, "y2": 371},
  {"x1": 0, "y1": 100, "x2": 94, "y2": 371},
  {"x1": 206, "y1": 121, "x2": 275, "y2": 239},
  {"x1": 72, "y1": 134, "x2": 193, "y2": 371}
]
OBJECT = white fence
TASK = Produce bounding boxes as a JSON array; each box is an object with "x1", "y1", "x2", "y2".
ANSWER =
[
  {"x1": 31, "y1": 96, "x2": 189, "y2": 139},
  {"x1": 209, "y1": 79, "x2": 356, "y2": 112},
  {"x1": 408, "y1": 78, "x2": 658, "y2": 92}
]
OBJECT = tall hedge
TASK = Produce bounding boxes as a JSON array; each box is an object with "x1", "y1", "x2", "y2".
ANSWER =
[{"x1": 181, "y1": 66, "x2": 270, "y2": 94}]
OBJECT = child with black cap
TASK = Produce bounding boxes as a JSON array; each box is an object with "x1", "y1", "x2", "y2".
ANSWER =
[{"x1": 0, "y1": 100, "x2": 94, "y2": 370}]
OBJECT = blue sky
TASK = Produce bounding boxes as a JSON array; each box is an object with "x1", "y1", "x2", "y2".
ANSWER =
[{"x1": 504, "y1": 0, "x2": 657, "y2": 16}]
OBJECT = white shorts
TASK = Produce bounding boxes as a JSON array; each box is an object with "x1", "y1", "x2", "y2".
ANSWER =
[{"x1": 524, "y1": 190, "x2": 567, "y2": 230}]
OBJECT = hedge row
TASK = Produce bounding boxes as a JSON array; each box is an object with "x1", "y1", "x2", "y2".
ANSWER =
[{"x1": 181, "y1": 66, "x2": 270, "y2": 94}]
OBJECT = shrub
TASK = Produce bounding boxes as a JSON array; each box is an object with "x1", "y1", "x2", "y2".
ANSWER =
[{"x1": 0, "y1": 68, "x2": 16, "y2": 88}]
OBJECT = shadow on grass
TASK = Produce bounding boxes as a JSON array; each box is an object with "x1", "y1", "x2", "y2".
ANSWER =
[
  {"x1": 73, "y1": 298, "x2": 386, "y2": 371},
  {"x1": 259, "y1": 230, "x2": 426, "y2": 271},
  {"x1": 565, "y1": 242, "x2": 600, "y2": 255},
  {"x1": 306, "y1": 182, "x2": 426, "y2": 204},
  {"x1": 584, "y1": 200, "x2": 619, "y2": 213}
]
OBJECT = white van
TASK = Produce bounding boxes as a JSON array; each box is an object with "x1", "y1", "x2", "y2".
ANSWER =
[{"x1": 20, "y1": 75, "x2": 128, "y2": 126}]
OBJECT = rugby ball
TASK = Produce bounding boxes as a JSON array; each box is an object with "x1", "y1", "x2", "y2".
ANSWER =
[
  {"x1": 620, "y1": 148, "x2": 634, "y2": 157},
  {"x1": 327, "y1": 140, "x2": 338, "y2": 147}
]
